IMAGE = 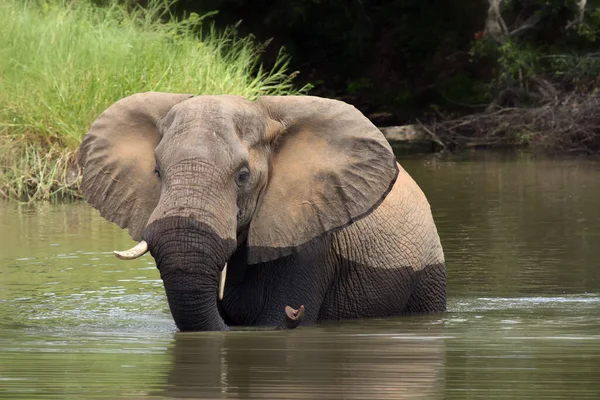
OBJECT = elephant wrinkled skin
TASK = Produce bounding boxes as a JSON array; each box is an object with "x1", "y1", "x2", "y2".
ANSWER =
[{"x1": 78, "y1": 92, "x2": 446, "y2": 331}]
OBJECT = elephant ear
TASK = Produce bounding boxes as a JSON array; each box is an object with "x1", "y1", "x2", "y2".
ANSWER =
[
  {"x1": 78, "y1": 92, "x2": 193, "y2": 241},
  {"x1": 248, "y1": 96, "x2": 399, "y2": 263}
]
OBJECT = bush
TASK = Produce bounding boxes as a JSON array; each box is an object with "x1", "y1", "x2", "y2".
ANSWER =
[
  {"x1": 0, "y1": 0, "x2": 305, "y2": 201},
  {"x1": 469, "y1": 0, "x2": 600, "y2": 104}
]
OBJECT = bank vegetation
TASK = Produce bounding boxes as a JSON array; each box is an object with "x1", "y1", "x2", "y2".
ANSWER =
[
  {"x1": 2, "y1": 0, "x2": 600, "y2": 201},
  {"x1": 0, "y1": 0, "x2": 304, "y2": 201}
]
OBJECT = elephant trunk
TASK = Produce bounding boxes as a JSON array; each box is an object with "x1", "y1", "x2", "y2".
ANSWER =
[
  {"x1": 145, "y1": 216, "x2": 236, "y2": 332},
  {"x1": 161, "y1": 267, "x2": 229, "y2": 331}
]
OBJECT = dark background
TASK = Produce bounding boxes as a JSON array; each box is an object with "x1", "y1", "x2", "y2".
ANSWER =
[{"x1": 130, "y1": 0, "x2": 600, "y2": 126}]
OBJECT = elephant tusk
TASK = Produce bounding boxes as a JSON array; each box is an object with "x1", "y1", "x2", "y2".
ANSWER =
[
  {"x1": 218, "y1": 263, "x2": 227, "y2": 301},
  {"x1": 113, "y1": 240, "x2": 149, "y2": 260}
]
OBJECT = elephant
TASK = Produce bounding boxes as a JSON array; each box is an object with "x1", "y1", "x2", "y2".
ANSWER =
[{"x1": 77, "y1": 92, "x2": 446, "y2": 331}]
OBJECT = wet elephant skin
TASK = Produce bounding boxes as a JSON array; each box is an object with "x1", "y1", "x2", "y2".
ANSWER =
[{"x1": 77, "y1": 93, "x2": 446, "y2": 331}]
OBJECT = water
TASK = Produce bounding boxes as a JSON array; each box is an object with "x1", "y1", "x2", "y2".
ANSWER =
[{"x1": 1, "y1": 151, "x2": 600, "y2": 399}]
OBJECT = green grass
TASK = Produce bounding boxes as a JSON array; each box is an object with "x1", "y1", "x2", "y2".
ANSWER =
[{"x1": 0, "y1": 0, "x2": 307, "y2": 201}]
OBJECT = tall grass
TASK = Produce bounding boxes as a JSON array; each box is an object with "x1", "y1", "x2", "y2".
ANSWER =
[{"x1": 0, "y1": 0, "x2": 307, "y2": 201}]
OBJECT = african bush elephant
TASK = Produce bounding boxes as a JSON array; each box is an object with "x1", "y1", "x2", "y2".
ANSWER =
[{"x1": 78, "y1": 92, "x2": 446, "y2": 331}]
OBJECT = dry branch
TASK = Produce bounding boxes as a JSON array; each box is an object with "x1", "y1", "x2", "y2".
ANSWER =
[{"x1": 427, "y1": 93, "x2": 600, "y2": 154}]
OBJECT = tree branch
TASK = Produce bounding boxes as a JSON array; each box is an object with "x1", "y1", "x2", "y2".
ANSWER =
[
  {"x1": 566, "y1": 0, "x2": 587, "y2": 29},
  {"x1": 484, "y1": 0, "x2": 509, "y2": 42}
]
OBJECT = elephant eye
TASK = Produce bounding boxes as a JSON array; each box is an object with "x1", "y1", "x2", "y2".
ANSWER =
[
  {"x1": 235, "y1": 167, "x2": 250, "y2": 187},
  {"x1": 154, "y1": 163, "x2": 161, "y2": 178}
]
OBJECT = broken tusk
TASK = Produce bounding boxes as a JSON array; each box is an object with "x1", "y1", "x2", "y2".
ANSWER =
[
  {"x1": 218, "y1": 263, "x2": 227, "y2": 301},
  {"x1": 113, "y1": 240, "x2": 149, "y2": 260}
]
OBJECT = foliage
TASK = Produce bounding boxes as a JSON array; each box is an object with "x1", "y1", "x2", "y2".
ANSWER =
[
  {"x1": 470, "y1": 0, "x2": 600, "y2": 103},
  {"x1": 172, "y1": 0, "x2": 488, "y2": 117},
  {"x1": 173, "y1": 0, "x2": 600, "y2": 128},
  {"x1": 0, "y1": 0, "x2": 305, "y2": 201}
]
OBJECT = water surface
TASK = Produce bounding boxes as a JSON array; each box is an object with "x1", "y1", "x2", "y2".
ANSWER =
[{"x1": 1, "y1": 151, "x2": 599, "y2": 399}]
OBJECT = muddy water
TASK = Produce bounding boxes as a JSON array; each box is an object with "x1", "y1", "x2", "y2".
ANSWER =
[{"x1": 1, "y1": 151, "x2": 599, "y2": 399}]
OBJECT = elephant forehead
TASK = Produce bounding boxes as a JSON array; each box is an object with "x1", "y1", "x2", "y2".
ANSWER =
[
  {"x1": 180, "y1": 94, "x2": 251, "y2": 112},
  {"x1": 156, "y1": 119, "x2": 247, "y2": 169},
  {"x1": 332, "y1": 164, "x2": 444, "y2": 271},
  {"x1": 166, "y1": 95, "x2": 256, "y2": 133},
  {"x1": 157, "y1": 97, "x2": 263, "y2": 161},
  {"x1": 164, "y1": 102, "x2": 236, "y2": 140}
]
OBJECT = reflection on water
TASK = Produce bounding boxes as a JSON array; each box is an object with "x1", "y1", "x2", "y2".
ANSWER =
[
  {"x1": 407, "y1": 151, "x2": 600, "y2": 297},
  {"x1": 1, "y1": 151, "x2": 600, "y2": 399},
  {"x1": 165, "y1": 323, "x2": 445, "y2": 399}
]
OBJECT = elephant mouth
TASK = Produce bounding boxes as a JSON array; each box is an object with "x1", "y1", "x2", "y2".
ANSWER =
[
  {"x1": 113, "y1": 226, "x2": 249, "y2": 303},
  {"x1": 112, "y1": 222, "x2": 306, "y2": 331},
  {"x1": 113, "y1": 240, "x2": 229, "y2": 301}
]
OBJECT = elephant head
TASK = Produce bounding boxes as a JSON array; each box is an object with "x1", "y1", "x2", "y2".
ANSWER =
[{"x1": 78, "y1": 92, "x2": 398, "y2": 331}]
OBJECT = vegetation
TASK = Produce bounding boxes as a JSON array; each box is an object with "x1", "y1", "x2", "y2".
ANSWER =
[
  {"x1": 425, "y1": 0, "x2": 600, "y2": 153},
  {"x1": 467, "y1": 0, "x2": 600, "y2": 101},
  {"x1": 174, "y1": 0, "x2": 600, "y2": 153},
  {"x1": 2, "y1": 0, "x2": 599, "y2": 201},
  {"x1": 0, "y1": 0, "x2": 305, "y2": 201},
  {"x1": 171, "y1": 0, "x2": 487, "y2": 118}
]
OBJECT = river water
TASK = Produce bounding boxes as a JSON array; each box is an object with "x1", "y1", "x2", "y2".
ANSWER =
[{"x1": 1, "y1": 151, "x2": 599, "y2": 399}]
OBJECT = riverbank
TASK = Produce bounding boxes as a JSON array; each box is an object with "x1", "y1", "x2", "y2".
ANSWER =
[
  {"x1": 0, "y1": 0, "x2": 304, "y2": 201},
  {"x1": 2, "y1": 2, "x2": 598, "y2": 202}
]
